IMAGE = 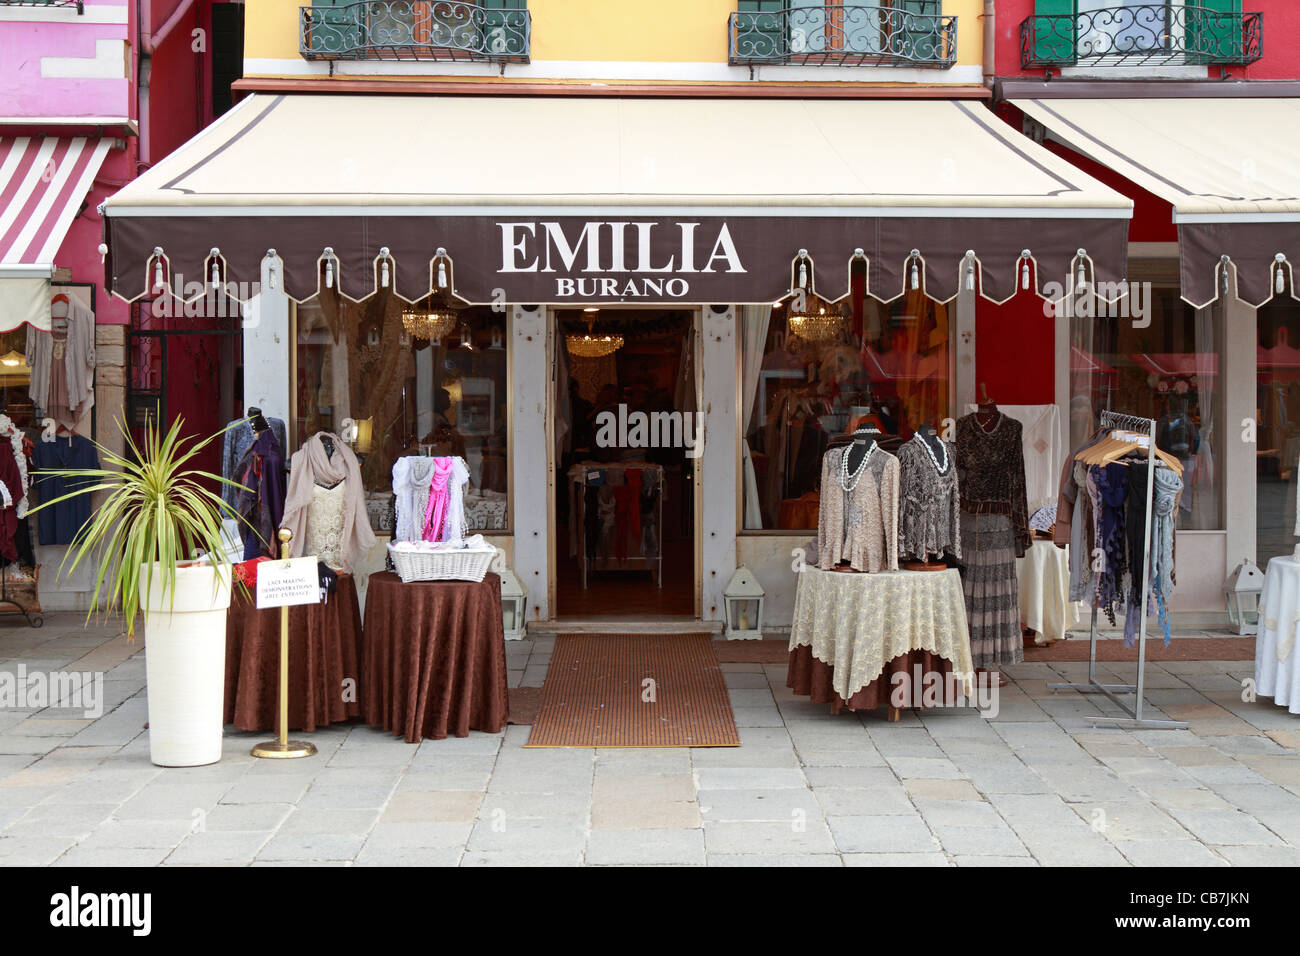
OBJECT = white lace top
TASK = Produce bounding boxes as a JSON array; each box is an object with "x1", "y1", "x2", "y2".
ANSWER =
[{"x1": 306, "y1": 481, "x2": 347, "y2": 570}]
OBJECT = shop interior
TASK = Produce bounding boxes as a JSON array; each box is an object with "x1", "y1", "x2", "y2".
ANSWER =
[{"x1": 553, "y1": 308, "x2": 696, "y2": 617}]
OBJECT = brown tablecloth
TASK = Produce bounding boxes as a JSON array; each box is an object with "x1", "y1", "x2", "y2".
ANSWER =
[
  {"x1": 362, "y1": 571, "x2": 508, "y2": 742},
  {"x1": 224, "y1": 573, "x2": 363, "y2": 732},
  {"x1": 787, "y1": 645, "x2": 956, "y2": 713}
]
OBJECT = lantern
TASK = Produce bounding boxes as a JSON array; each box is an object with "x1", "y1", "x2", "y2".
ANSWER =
[
  {"x1": 497, "y1": 564, "x2": 528, "y2": 641},
  {"x1": 1224, "y1": 559, "x2": 1264, "y2": 636},
  {"x1": 723, "y1": 566, "x2": 765, "y2": 640}
]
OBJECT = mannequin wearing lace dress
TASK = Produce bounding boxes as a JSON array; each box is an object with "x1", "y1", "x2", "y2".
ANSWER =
[
  {"x1": 817, "y1": 429, "x2": 900, "y2": 573},
  {"x1": 898, "y1": 426, "x2": 961, "y2": 570}
]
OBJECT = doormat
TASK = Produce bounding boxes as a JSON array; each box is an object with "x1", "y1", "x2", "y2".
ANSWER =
[
  {"x1": 507, "y1": 686, "x2": 544, "y2": 726},
  {"x1": 1025, "y1": 636, "x2": 1256, "y2": 662},
  {"x1": 525, "y1": 634, "x2": 740, "y2": 748},
  {"x1": 713, "y1": 638, "x2": 789, "y2": 664}
]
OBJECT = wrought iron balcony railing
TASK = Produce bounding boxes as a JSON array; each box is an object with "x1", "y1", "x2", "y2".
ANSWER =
[
  {"x1": 728, "y1": 3, "x2": 957, "y2": 68},
  {"x1": 1021, "y1": 4, "x2": 1261, "y2": 69},
  {"x1": 300, "y1": 1, "x2": 530, "y2": 63},
  {"x1": 0, "y1": 0, "x2": 83, "y2": 9}
]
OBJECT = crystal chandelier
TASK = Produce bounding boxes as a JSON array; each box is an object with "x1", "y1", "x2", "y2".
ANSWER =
[
  {"x1": 787, "y1": 298, "x2": 844, "y2": 344},
  {"x1": 566, "y1": 318, "x2": 624, "y2": 359},
  {"x1": 401, "y1": 305, "x2": 459, "y2": 342}
]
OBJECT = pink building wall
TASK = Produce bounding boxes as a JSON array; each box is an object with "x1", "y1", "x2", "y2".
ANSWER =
[
  {"x1": 995, "y1": 0, "x2": 1300, "y2": 81},
  {"x1": 2, "y1": 0, "x2": 215, "y2": 325}
]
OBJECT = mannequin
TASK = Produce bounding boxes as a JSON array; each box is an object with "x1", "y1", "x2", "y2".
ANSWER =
[
  {"x1": 841, "y1": 428, "x2": 879, "y2": 549},
  {"x1": 902, "y1": 423, "x2": 954, "y2": 572}
]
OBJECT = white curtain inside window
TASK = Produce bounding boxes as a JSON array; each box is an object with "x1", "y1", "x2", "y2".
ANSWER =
[{"x1": 741, "y1": 304, "x2": 773, "y2": 529}]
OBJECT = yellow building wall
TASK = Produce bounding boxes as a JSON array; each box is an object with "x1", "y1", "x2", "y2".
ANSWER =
[{"x1": 245, "y1": 0, "x2": 985, "y2": 77}]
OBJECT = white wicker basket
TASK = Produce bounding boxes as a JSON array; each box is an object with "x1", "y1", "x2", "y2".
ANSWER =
[{"x1": 388, "y1": 543, "x2": 502, "y2": 583}]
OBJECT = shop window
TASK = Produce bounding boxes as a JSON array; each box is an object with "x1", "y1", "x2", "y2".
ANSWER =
[
  {"x1": 294, "y1": 296, "x2": 509, "y2": 535},
  {"x1": 1256, "y1": 298, "x2": 1300, "y2": 566},
  {"x1": 740, "y1": 289, "x2": 951, "y2": 531},
  {"x1": 1069, "y1": 284, "x2": 1223, "y2": 531}
]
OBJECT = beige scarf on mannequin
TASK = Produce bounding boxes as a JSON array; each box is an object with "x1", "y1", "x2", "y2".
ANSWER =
[{"x1": 280, "y1": 432, "x2": 376, "y2": 572}]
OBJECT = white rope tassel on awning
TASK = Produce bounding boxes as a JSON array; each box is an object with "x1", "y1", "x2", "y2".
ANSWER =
[
  {"x1": 909, "y1": 249, "x2": 920, "y2": 291},
  {"x1": 152, "y1": 246, "x2": 165, "y2": 292},
  {"x1": 1021, "y1": 249, "x2": 1032, "y2": 290},
  {"x1": 1075, "y1": 248, "x2": 1088, "y2": 291},
  {"x1": 209, "y1": 248, "x2": 221, "y2": 290},
  {"x1": 379, "y1": 247, "x2": 391, "y2": 289},
  {"x1": 323, "y1": 247, "x2": 335, "y2": 289},
  {"x1": 436, "y1": 247, "x2": 449, "y2": 289},
  {"x1": 1221, "y1": 255, "x2": 1232, "y2": 297},
  {"x1": 264, "y1": 249, "x2": 278, "y2": 292},
  {"x1": 965, "y1": 250, "x2": 976, "y2": 292},
  {"x1": 1276, "y1": 253, "x2": 1287, "y2": 295}
]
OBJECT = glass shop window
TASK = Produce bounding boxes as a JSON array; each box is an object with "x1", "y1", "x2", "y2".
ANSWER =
[
  {"x1": 1069, "y1": 284, "x2": 1223, "y2": 531},
  {"x1": 740, "y1": 287, "x2": 951, "y2": 531},
  {"x1": 294, "y1": 296, "x2": 509, "y2": 534},
  {"x1": 1257, "y1": 297, "x2": 1300, "y2": 566}
]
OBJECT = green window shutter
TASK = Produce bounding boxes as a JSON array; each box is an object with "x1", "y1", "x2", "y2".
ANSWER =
[
  {"x1": 480, "y1": 0, "x2": 527, "y2": 57},
  {"x1": 896, "y1": 0, "x2": 942, "y2": 63},
  {"x1": 737, "y1": 0, "x2": 786, "y2": 61},
  {"x1": 1033, "y1": 0, "x2": 1077, "y2": 65},
  {"x1": 306, "y1": 0, "x2": 364, "y2": 56},
  {"x1": 1187, "y1": 0, "x2": 1242, "y2": 64}
]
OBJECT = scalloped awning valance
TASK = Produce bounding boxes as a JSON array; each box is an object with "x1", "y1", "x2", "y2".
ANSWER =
[{"x1": 103, "y1": 93, "x2": 1132, "y2": 307}]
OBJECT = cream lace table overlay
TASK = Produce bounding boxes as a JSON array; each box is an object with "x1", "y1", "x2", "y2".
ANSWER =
[
  {"x1": 789, "y1": 567, "x2": 974, "y2": 701},
  {"x1": 1256, "y1": 556, "x2": 1300, "y2": 714}
]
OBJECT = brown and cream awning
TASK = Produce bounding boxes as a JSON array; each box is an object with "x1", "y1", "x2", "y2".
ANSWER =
[
  {"x1": 103, "y1": 93, "x2": 1132, "y2": 307},
  {"x1": 1012, "y1": 96, "x2": 1300, "y2": 308}
]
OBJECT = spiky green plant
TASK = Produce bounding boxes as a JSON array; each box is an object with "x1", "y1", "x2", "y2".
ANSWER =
[{"x1": 26, "y1": 413, "x2": 248, "y2": 638}]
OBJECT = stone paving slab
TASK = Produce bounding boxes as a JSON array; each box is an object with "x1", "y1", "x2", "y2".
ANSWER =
[{"x1": 0, "y1": 614, "x2": 1295, "y2": 866}]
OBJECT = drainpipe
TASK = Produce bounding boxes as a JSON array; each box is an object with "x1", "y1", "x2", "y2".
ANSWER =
[
  {"x1": 983, "y1": 0, "x2": 996, "y2": 89},
  {"x1": 143, "y1": 0, "x2": 199, "y2": 54},
  {"x1": 137, "y1": 0, "x2": 201, "y2": 166}
]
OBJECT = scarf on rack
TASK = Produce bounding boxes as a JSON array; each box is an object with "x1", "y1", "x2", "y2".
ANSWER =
[
  {"x1": 281, "y1": 432, "x2": 376, "y2": 573},
  {"x1": 1150, "y1": 465, "x2": 1183, "y2": 647},
  {"x1": 0, "y1": 415, "x2": 28, "y2": 517},
  {"x1": 1095, "y1": 463, "x2": 1129, "y2": 626},
  {"x1": 422, "y1": 457, "x2": 454, "y2": 542}
]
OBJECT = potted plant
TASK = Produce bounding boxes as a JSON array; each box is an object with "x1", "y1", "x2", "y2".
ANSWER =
[{"x1": 30, "y1": 415, "x2": 242, "y2": 767}]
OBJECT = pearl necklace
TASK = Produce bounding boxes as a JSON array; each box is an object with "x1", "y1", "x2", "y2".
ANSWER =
[
  {"x1": 839, "y1": 442, "x2": 875, "y2": 492},
  {"x1": 917, "y1": 434, "x2": 948, "y2": 475}
]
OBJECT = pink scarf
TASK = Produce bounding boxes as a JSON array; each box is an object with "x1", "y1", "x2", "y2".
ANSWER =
[{"x1": 422, "y1": 457, "x2": 454, "y2": 542}]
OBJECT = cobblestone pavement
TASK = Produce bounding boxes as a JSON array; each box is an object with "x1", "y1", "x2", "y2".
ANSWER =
[{"x1": 0, "y1": 615, "x2": 1297, "y2": 866}]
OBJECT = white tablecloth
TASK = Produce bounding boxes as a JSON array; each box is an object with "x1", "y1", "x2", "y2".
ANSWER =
[
  {"x1": 1256, "y1": 555, "x2": 1300, "y2": 715},
  {"x1": 789, "y1": 567, "x2": 973, "y2": 700},
  {"x1": 1016, "y1": 540, "x2": 1080, "y2": 644}
]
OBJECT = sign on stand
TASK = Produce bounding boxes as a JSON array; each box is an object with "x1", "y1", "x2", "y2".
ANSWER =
[{"x1": 256, "y1": 556, "x2": 321, "y2": 610}]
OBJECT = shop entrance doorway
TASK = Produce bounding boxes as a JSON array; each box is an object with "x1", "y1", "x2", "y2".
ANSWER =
[{"x1": 552, "y1": 308, "x2": 698, "y2": 618}]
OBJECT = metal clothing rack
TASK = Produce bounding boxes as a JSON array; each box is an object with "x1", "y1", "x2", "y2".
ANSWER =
[{"x1": 1047, "y1": 409, "x2": 1184, "y2": 730}]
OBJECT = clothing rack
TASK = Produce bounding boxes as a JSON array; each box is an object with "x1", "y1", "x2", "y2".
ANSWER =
[
  {"x1": 0, "y1": 415, "x2": 41, "y2": 627},
  {"x1": 1047, "y1": 410, "x2": 1184, "y2": 730}
]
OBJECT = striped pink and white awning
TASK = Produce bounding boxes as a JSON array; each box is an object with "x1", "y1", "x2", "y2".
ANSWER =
[
  {"x1": 0, "y1": 136, "x2": 110, "y2": 332},
  {"x1": 0, "y1": 136, "x2": 110, "y2": 269}
]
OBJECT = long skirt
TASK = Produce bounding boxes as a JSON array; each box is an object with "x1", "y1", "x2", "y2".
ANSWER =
[{"x1": 958, "y1": 512, "x2": 1023, "y2": 670}]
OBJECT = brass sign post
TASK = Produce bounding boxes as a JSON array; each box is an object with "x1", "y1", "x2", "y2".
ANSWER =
[{"x1": 251, "y1": 529, "x2": 319, "y2": 759}]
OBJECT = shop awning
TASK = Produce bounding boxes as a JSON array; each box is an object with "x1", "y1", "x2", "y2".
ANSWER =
[
  {"x1": 1012, "y1": 97, "x2": 1300, "y2": 308},
  {"x1": 0, "y1": 136, "x2": 112, "y2": 332},
  {"x1": 104, "y1": 93, "x2": 1132, "y2": 307}
]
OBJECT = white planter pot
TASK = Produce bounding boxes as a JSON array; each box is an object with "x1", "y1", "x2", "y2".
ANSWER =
[{"x1": 140, "y1": 562, "x2": 232, "y2": 767}]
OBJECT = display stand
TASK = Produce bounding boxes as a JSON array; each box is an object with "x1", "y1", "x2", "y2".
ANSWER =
[
  {"x1": 569, "y1": 463, "x2": 664, "y2": 588},
  {"x1": 1047, "y1": 410, "x2": 1187, "y2": 730}
]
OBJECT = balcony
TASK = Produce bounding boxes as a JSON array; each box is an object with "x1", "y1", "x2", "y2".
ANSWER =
[
  {"x1": 1021, "y1": 4, "x2": 1261, "y2": 69},
  {"x1": 300, "y1": 1, "x2": 530, "y2": 63},
  {"x1": 728, "y1": 3, "x2": 957, "y2": 68}
]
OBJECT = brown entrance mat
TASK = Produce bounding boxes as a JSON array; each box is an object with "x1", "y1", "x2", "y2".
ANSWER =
[
  {"x1": 713, "y1": 638, "x2": 790, "y2": 664},
  {"x1": 507, "y1": 686, "x2": 544, "y2": 725},
  {"x1": 1025, "y1": 636, "x2": 1255, "y2": 662},
  {"x1": 525, "y1": 634, "x2": 740, "y2": 748}
]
